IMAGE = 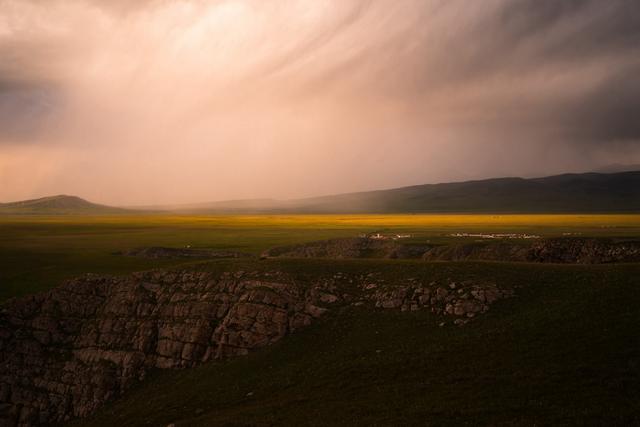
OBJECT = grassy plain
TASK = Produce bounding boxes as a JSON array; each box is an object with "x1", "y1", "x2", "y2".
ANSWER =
[
  {"x1": 1, "y1": 214, "x2": 640, "y2": 302},
  {"x1": 75, "y1": 260, "x2": 640, "y2": 426},
  {"x1": 2, "y1": 214, "x2": 639, "y2": 425}
]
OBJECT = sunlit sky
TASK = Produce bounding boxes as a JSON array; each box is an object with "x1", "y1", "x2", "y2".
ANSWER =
[{"x1": 1, "y1": 0, "x2": 639, "y2": 205}]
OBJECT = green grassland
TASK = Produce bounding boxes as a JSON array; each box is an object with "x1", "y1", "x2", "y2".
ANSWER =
[
  {"x1": 2, "y1": 214, "x2": 640, "y2": 425},
  {"x1": 74, "y1": 260, "x2": 640, "y2": 426},
  {"x1": 1, "y1": 214, "x2": 640, "y2": 302}
]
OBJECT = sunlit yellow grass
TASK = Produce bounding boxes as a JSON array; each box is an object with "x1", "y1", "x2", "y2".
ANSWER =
[
  {"x1": 2, "y1": 213, "x2": 639, "y2": 229},
  {"x1": 2, "y1": 214, "x2": 640, "y2": 242},
  {"x1": 1, "y1": 213, "x2": 639, "y2": 301}
]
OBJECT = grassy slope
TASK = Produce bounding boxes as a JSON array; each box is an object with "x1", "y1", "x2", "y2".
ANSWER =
[
  {"x1": 75, "y1": 260, "x2": 640, "y2": 426},
  {"x1": 1, "y1": 214, "x2": 640, "y2": 302}
]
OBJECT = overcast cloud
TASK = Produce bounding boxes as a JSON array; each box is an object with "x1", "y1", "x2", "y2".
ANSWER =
[{"x1": 1, "y1": 0, "x2": 639, "y2": 204}]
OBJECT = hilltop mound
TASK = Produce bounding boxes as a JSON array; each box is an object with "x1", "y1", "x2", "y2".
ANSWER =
[{"x1": 0, "y1": 195, "x2": 125, "y2": 214}]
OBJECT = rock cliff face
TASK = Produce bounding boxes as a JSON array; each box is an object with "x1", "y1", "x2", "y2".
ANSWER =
[
  {"x1": 0, "y1": 269, "x2": 513, "y2": 426},
  {"x1": 263, "y1": 237, "x2": 640, "y2": 264}
]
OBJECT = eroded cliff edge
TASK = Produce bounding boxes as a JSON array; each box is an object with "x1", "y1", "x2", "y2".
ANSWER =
[{"x1": 0, "y1": 269, "x2": 512, "y2": 426}]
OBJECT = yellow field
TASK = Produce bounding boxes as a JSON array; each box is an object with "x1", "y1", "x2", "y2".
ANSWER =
[
  {"x1": 3, "y1": 212, "x2": 639, "y2": 251},
  {"x1": 2, "y1": 213, "x2": 640, "y2": 228}
]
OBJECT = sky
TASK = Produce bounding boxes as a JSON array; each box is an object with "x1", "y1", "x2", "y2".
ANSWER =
[{"x1": 1, "y1": 0, "x2": 639, "y2": 205}]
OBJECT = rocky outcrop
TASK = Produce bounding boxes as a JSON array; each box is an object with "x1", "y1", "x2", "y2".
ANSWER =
[
  {"x1": 0, "y1": 271, "x2": 337, "y2": 426},
  {"x1": 362, "y1": 278, "x2": 514, "y2": 326},
  {"x1": 261, "y1": 238, "x2": 432, "y2": 259},
  {"x1": 0, "y1": 270, "x2": 513, "y2": 426},
  {"x1": 526, "y1": 238, "x2": 640, "y2": 263},
  {"x1": 422, "y1": 238, "x2": 640, "y2": 264},
  {"x1": 262, "y1": 237, "x2": 640, "y2": 264},
  {"x1": 119, "y1": 247, "x2": 253, "y2": 259},
  {"x1": 421, "y1": 242, "x2": 530, "y2": 262}
]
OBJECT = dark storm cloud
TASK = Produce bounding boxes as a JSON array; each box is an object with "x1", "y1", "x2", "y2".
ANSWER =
[
  {"x1": 3, "y1": 0, "x2": 639, "y2": 146},
  {"x1": 493, "y1": 0, "x2": 640, "y2": 145},
  {"x1": 0, "y1": 38, "x2": 62, "y2": 141},
  {"x1": 0, "y1": 82, "x2": 58, "y2": 141},
  {"x1": 370, "y1": 0, "x2": 640, "y2": 147},
  {"x1": 567, "y1": 64, "x2": 640, "y2": 143}
]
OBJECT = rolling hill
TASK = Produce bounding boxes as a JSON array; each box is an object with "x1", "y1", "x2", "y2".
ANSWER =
[
  {"x1": 593, "y1": 163, "x2": 640, "y2": 173},
  {"x1": 0, "y1": 195, "x2": 126, "y2": 215},
  {"x1": 173, "y1": 171, "x2": 640, "y2": 214},
  {"x1": 3, "y1": 171, "x2": 639, "y2": 215}
]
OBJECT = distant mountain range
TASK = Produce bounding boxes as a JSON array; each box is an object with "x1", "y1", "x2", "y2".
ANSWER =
[
  {"x1": 2, "y1": 171, "x2": 639, "y2": 214},
  {"x1": 277, "y1": 171, "x2": 640, "y2": 214},
  {"x1": 592, "y1": 163, "x2": 640, "y2": 174}
]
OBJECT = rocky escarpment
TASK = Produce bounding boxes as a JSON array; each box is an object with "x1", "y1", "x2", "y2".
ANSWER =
[
  {"x1": 261, "y1": 237, "x2": 432, "y2": 259},
  {"x1": 526, "y1": 238, "x2": 640, "y2": 263},
  {"x1": 262, "y1": 237, "x2": 640, "y2": 264},
  {"x1": 0, "y1": 271, "x2": 335, "y2": 426},
  {"x1": 0, "y1": 270, "x2": 513, "y2": 426},
  {"x1": 423, "y1": 238, "x2": 640, "y2": 264}
]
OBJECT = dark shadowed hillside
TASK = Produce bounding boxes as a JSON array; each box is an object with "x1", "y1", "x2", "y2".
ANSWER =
[
  {"x1": 594, "y1": 163, "x2": 640, "y2": 173},
  {"x1": 173, "y1": 171, "x2": 640, "y2": 214},
  {"x1": 291, "y1": 172, "x2": 640, "y2": 213}
]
